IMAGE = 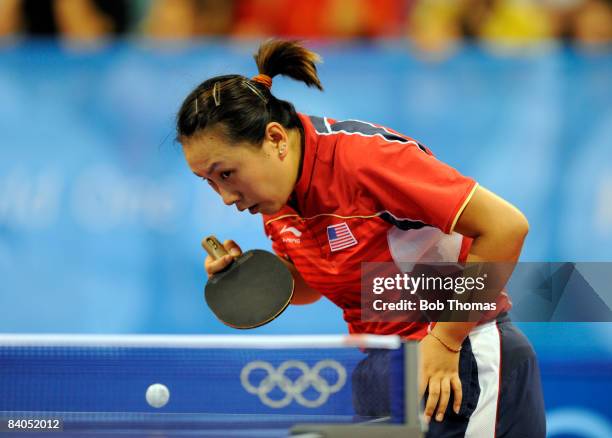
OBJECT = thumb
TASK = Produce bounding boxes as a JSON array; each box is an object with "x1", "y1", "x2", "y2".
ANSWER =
[{"x1": 223, "y1": 239, "x2": 242, "y2": 257}]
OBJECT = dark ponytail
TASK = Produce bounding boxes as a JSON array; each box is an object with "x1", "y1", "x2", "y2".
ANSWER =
[
  {"x1": 254, "y1": 40, "x2": 323, "y2": 91},
  {"x1": 176, "y1": 40, "x2": 323, "y2": 145}
]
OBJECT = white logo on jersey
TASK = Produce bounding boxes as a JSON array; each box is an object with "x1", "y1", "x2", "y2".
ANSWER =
[
  {"x1": 280, "y1": 225, "x2": 301, "y2": 244},
  {"x1": 280, "y1": 225, "x2": 302, "y2": 237}
]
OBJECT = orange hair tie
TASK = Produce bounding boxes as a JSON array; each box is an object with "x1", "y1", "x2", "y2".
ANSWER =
[{"x1": 252, "y1": 74, "x2": 272, "y2": 89}]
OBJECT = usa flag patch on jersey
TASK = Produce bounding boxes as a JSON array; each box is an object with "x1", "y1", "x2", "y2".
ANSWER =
[{"x1": 327, "y1": 223, "x2": 358, "y2": 252}]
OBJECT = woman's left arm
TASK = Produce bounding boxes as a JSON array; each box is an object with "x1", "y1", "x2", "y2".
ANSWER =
[{"x1": 420, "y1": 185, "x2": 529, "y2": 423}]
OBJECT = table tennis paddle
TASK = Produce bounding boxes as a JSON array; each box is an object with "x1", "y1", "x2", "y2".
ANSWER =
[{"x1": 202, "y1": 236, "x2": 294, "y2": 329}]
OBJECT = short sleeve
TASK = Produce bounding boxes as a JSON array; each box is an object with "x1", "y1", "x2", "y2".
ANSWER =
[{"x1": 344, "y1": 137, "x2": 477, "y2": 234}]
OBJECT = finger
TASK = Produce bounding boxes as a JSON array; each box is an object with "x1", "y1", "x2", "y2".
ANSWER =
[
  {"x1": 451, "y1": 375, "x2": 463, "y2": 414},
  {"x1": 418, "y1": 370, "x2": 428, "y2": 400},
  {"x1": 204, "y1": 254, "x2": 233, "y2": 276},
  {"x1": 418, "y1": 346, "x2": 427, "y2": 400},
  {"x1": 223, "y1": 239, "x2": 242, "y2": 257},
  {"x1": 435, "y1": 377, "x2": 451, "y2": 422},
  {"x1": 424, "y1": 377, "x2": 440, "y2": 423}
]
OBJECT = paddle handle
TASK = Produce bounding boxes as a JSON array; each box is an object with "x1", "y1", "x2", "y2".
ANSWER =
[{"x1": 202, "y1": 235, "x2": 229, "y2": 261}]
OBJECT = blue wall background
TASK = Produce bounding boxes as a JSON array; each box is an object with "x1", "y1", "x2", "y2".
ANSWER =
[{"x1": 0, "y1": 41, "x2": 610, "y2": 436}]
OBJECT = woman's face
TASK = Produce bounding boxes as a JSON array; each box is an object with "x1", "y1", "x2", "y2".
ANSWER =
[{"x1": 182, "y1": 124, "x2": 295, "y2": 215}]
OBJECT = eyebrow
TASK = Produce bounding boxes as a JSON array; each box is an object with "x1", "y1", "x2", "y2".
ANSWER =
[{"x1": 193, "y1": 162, "x2": 220, "y2": 178}]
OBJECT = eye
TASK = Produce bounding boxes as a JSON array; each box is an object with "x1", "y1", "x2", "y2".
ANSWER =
[{"x1": 220, "y1": 171, "x2": 232, "y2": 180}]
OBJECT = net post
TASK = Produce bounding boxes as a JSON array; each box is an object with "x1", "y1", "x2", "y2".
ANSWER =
[{"x1": 403, "y1": 341, "x2": 421, "y2": 430}]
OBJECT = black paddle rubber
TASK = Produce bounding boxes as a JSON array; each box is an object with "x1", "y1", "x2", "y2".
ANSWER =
[{"x1": 203, "y1": 236, "x2": 294, "y2": 329}]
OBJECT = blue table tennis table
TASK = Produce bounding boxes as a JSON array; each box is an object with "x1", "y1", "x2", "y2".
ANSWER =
[{"x1": 0, "y1": 335, "x2": 423, "y2": 437}]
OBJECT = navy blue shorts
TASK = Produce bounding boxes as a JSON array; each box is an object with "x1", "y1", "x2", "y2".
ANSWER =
[{"x1": 352, "y1": 315, "x2": 546, "y2": 437}]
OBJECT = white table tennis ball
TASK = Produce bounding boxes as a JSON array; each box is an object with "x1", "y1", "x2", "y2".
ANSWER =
[{"x1": 145, "y1": 383, "x2": 170, "y2": 408}]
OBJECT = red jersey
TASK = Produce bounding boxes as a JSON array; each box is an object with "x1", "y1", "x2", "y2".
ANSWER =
[{"x1": 262, "y1": 114, "x2": 511, "y2": 340}]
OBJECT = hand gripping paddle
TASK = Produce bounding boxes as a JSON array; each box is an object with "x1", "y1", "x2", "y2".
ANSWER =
[{"x1": 202, "y1": 236, "x2": 294, "y2": 329}]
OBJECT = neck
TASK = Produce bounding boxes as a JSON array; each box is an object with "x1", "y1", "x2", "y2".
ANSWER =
[
  {"x1": 285, "y1": 127, "x2": 304, "y2": 212},
  {"x1": 288, "y1": 128, "x2": 303, "y2": 188}
]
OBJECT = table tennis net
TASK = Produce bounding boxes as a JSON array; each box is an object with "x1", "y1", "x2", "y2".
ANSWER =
[{"x1": 0, "y1": 335, "x2": 407, "y2": 423}]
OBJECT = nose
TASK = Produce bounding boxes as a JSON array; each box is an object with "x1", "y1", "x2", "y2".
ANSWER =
[{"x1": 219, "y1": 187, "x2": 241, "y2": 206}]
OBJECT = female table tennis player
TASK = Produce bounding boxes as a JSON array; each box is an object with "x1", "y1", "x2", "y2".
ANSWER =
[{"x1": 175, "y1": 40, "x2": 545, "y2": 437}]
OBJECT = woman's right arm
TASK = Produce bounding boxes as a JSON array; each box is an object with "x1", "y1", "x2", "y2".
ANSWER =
[{"x1": 279, "y1": 257, "x2": 322, "y2": 305}]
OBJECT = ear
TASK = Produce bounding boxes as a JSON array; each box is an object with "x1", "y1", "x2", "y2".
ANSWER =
[{"x1": 264, "y1": 122, "x2": 289, "y2": 158}]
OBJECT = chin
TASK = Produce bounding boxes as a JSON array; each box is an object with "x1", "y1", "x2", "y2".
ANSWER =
[{"x1": 259, "y1": 203, "x2": 281, "y2": 215}]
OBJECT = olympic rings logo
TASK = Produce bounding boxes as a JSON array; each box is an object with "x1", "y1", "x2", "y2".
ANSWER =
[{"x1": 240, "y1": 360, "x2": 347, "y2": 408}]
